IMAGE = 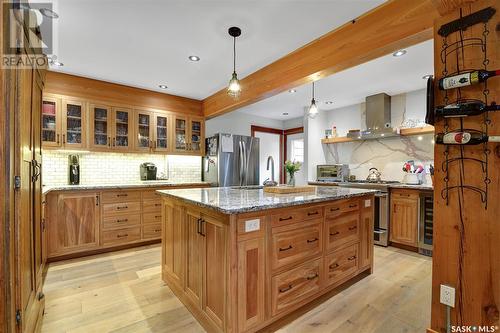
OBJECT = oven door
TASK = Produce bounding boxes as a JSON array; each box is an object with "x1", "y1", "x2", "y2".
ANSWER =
[{"x1": 374, "y1": 192, "x2": 389, "y2": 246}]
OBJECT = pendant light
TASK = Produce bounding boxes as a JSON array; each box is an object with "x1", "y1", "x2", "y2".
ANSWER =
[
  {"x1": 227, "y1": 27, "x2": 242, "y2": 98},
  {"x1": 307, "y1": 81, "x2": 319, "y2": 118}
]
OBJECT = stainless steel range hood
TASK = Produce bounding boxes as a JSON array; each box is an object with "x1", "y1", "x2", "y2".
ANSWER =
[{"x1": 359, "y1": 93, "x2": 399, "y2": 140}]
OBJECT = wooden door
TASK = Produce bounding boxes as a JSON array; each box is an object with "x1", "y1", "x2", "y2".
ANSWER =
[
  {"x1": 162, "y1": 202, "x2": 184, "y2": 288},
  {"x1": 89, "y1": 103, "x2": 112, "y2": 149},
  {"x1": 41, "y1": 95, "x2": 61, "y2": 147},
  {"x1": 62, "y1": 99, "x2": 86, "y2": 149},
  {"x1": 390, "y1": 196, "x2": 419, "y2": 246},
  {"x1": 135, "y1": 110, "x2": 154, "y2": 152},
  {"x1": 112, "y1": 107, "x2": 133, "y2": 151},
  {"x1": 154, "y1": 113, "x2": 170, "y2": 152},
  {"x1": 49, "y1": 192, "x2": 100, "y2": 256},
  {"x1": 173, "y1": 115, "x2": 188, "y2": 152},
  {"x1": 185, "y1": 209, "x2": 203, "y2": 306},
  {"x1": 189, "y1": 117, "x2": 204, "y2": 154},
  {"x1": 202, "y1": 214, "x2": 226, "y2": 328}
]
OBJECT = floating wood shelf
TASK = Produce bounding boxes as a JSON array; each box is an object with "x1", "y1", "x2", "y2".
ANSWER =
[{"x1": 321, "y1": 126, "x2": 435, "y2": 144}]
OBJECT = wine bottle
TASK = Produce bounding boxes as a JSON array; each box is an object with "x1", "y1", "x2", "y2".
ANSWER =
[
  {"x1": 438, "y1": 70, "x2": 500, "y2": 90},
  {"x1": 435, "y1": 101, "x2": 500, "y2": 117},
  {"x1": 435, "y1": 132, "x2": 500, "y2": 145}
]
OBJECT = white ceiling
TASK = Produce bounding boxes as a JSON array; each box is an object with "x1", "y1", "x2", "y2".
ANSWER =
[
  {"x1": 47, "y1": 0, "x2": 386, "y2": 99},
  {"x1": 237, "y1": 39, "x2": 434, "y2": 120}
]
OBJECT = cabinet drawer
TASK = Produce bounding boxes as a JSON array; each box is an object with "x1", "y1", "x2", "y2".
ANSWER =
[
  {"x1": 102, "y1": 227, "x2": 141, "y2": 246},
  {"x1": 142, "y1": 190, "x2": 162, "y2": 201},
  {"x1": 102, "y1": 201, "x2": 141, "y2": 216},
  {"x1": 143, "y1": 223, "x2": 162, "y2": 239},
  {"x1": 325, "y1": 211, "x2": 359, "y2": 252},
  {"x1": 143, "y1": 211, "x2": 162, "y2": 224},
  {"x1": 324, "y1": 244, "x2": 358, "y2": 287},
  {"x1": 270, "y1": 211, "x2": 302, "y2": 227},
  {"x1": 325, "y1": 199, "x2": 359, "y2": 218},
  {"x1": 271, "y1": 221, "x2": 321, "y2": 270},
  {"x1": 391, "y1": 189, "x2": 419, "y2": 200},
  {"x1": 101, "y1": 190, "x2": 141, "y2": 203},
  {"x1": 271, "y1": 258, "x2": 321, "y2": 316},
  {"x1": 143, "y1": 200, "x2": 162, "y2": 213},
  {"x1": 102, "y1": 214, "x2": 140, "y2": 230},
  {"x1": 299, "y1": 206, "x2": 323, "y2": 221}
]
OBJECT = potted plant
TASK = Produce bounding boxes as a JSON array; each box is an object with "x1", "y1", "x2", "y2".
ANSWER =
[{"x1": 284, "y1": 160, "x2": 301, "y2": 186}]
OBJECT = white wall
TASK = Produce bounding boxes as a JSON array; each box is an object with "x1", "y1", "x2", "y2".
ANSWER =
[
  {"x1": 255, "y1": 132, "x2": 281, "y2": 185},
  {"x1": 206, "y1": 112, "x2": 284, "y2": 137}
]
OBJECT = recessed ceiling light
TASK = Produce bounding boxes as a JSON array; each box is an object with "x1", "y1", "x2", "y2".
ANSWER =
[
  {"x1": 417, "y1": 136, "x2": 423, "y2": 141},
  {"x1": 158, "y1": 84, "x2": 168, "y2": 89},
  {"x1": 188, "y1": 55, "x2": 200, "y2": 62},
  {"x1": 282, "y1": 112, "x2": 289, "y2": 116},
  {"x1": 325, "y1": 101, "x2": 333, "y2": 105},
  {"x1": 422, "y1": 74, "x2": 433, "y2": 80},
  {"x1": 392, "y1": 49, "x2": 407, "y2": 57},
  {"x1": 288, "y1": 89, "x2": 296, "y2": 93}
]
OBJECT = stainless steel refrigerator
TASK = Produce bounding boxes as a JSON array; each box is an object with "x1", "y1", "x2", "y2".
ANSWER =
[{"x1": 202, "y1": 134, "x2": 259, "y2": 187}]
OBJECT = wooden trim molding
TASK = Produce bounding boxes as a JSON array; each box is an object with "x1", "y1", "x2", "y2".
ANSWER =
[
  {"x1": 45, "y1": 71, "x2": 203, "y2": 116},
  {"x1": 202, "y1": 0, "x2": 438, "y2": 118}
]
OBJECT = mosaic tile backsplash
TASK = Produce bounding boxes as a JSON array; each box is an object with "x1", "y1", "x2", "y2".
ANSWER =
[{"x1": 42, "y1": 151, "x2": 202, "y2": 186}]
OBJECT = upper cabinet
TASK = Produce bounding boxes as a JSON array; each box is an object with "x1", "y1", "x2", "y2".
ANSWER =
[{"x1": 42, "y1": 93, "x2": 205, "y2": 155}]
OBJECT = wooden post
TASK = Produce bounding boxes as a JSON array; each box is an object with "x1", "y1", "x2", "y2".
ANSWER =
[{"x1": 431, "y1": 0, "x2": 499, "y2": 331}]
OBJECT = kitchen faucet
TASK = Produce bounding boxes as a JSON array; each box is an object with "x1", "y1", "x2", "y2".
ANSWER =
[{"x1": 263, "y1": 156, "x2": 278, "y2": 186}]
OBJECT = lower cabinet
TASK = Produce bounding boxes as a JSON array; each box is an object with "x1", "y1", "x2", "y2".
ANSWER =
[
  {"x1": 390, "y1": 189, "x2": 419, "y2": 247},
  {"x1": 324, "y1": 244, "x2": 358, "y2": 287}
]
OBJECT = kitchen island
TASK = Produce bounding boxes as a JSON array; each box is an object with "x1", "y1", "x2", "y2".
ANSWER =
[{"x1": 158, "y1": 186, "x2": 376, "y2": 333}]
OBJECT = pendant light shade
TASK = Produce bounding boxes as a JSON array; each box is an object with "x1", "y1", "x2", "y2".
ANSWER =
[
  {"x1": 227, "y1": 27, "x2": 242, "y2": 98},
  {"x1": 307, "y1": 82, "x2": 319, "y2": 118}
]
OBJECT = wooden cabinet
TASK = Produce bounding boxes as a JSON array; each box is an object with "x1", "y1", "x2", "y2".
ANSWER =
[
  {"x1": 41, "y1": 96, "x2": 62, "y2": 147},
  {"x1": 154, "y1": 113, "x2": 170, "y2": 152},
  {"x1": 112, "y1": 107, "x2": 133, "y2": 150},
  {"x1": 325, "y1": 210, "x2": 359, "y2": 252},
  {"x1": 324, "y1": 244, "x2": 358, "y2": 287},
  {"x1": 89, "y1": 103, "x2": 112, "y2": 149},
  {"x1": 390, "y1": 189, "x2": 419, "y2": 247},
  {"x1": 135, "y1": 110, "x2": 154, "y2": 151},
  {"x1": 163, "y1": 202, "x2": 185, "y2": 289},
  {"x1": 185, "y1": 209, "x2": 203, "y2": 305},
  {"x1": 48, "y1": 192, "x2": 100, "y2": 256},
  {"x1": 173, "y1": 115, "x2": 205, "y2": 154},
  {"x1": 358, "y1": 197, "x2": 374, "y2": 271}
]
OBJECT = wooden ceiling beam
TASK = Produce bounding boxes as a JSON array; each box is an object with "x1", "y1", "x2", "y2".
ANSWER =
[{"x1": 202, "y1": 0, "x2": 440, "y2": 119}]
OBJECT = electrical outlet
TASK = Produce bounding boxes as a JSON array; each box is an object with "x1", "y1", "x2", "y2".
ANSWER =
[
  {"x1": 245, "y1": 219, "x2": 260, "y2": 232},
  {"x1": 440, "y1": 284, "x2": 455, "y2": 307}
]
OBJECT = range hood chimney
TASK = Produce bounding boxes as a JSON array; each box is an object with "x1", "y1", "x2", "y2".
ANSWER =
[{"x1": 360, "y1": 93, "x2": 398, "y2": 139}]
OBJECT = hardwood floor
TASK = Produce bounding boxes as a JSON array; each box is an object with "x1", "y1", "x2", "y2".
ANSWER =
[{"x1": 41, "y1": 245, "x2": 431, "y2": 333}]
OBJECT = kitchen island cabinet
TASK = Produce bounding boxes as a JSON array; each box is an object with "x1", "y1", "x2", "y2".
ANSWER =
[{"x1": 158, "y1": 186, "x2": 375, "y2": 333}]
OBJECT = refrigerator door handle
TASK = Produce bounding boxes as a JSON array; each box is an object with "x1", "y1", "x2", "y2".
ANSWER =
[
  {"x1": 239, "y1": 140, "x2": 244, "y2": 186},
  {"x1": 241, "y1": 141, "x2": 247, "y2": 186}
]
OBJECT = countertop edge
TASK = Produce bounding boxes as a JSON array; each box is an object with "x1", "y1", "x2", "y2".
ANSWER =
[
  {"x1": 42, "y1": 182, "x2": 210, "y2": 195},
  {"x1": 308, "y1": 181, "x2": 433, "y2": 191}
]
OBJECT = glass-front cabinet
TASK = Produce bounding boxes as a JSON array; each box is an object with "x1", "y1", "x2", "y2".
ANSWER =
[
  {"x1": 113, "y1": 108, "x2": 132, "y2": 150},
  {"x1": 190, "y1": 117, "x2": 204, "y2": 154},
  {"x1": 154, "y1": 113, "x2": 170, "y2": 152},
  {"x1": 90, "y1": 104, "x2": 111, "y2": 149},
  {"x1": 62, "y1": 100, "x2": 86, "y2": 148},
  {"x1": 135, "y1": 110, "x2": 154, "y2": 151},
  {"x1": 173, "y1": 115, "x2": 204, "y2": 154},
  {"x1": 42, "y1": 96, "x2": 61, "y2": 147},
  {"x1": 174, "y1": 115, "x2": 188, "y2": 152}
]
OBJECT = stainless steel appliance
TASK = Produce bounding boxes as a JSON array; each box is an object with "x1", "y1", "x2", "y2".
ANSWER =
[
  {"x1": 68, "y1": 155, "x2": 80, "y2": 185},
  {"x1": 203, "y1": 134, "x2": 259, "y2": 187},
  {"x1": 140, "y1": 162, "x2": 157, "y2": 180},
  {"x1": 418, "y1": 191, "x2": 434, "y2": 256},
  {"x1": 338, "y1": 180, "x2": 400, "y2": 246},
  {"x1": 366, "y1": 167, "x2": 382, "y2": 182},
  {"x1": 316, "y1": 164, "x2": 349, "y2": 182}
]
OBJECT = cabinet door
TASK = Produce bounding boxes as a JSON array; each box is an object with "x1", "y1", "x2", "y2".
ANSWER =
[
  {"x1": 90, "y1": 104, "x2": 112, "y2": 149},
  {"x1": 185, "y1": 209, "x2": 203, "y2": 306},
  {"x1": 163, "y1": 202, "x2": 184, "y2": 288},
  {"x1": 358, "y1": 197, "x2": 374, "y2": 271},
  {"x1": 112, "y1": 108, "x2": 133, "y2": 150},
  {"x1": 135, "y1": 110, "x2": 153, "y2": 151},
  {"x1": 390, "y1": 197, "x2": 419, "y2": 246},
  {"x1": 202, "y1": 214, "x2": 226, "y2": 329},
  {"x1": 173, "y1": 115, "x2": 188, "y2": 152},
  {"x1": 50, "y1": 193, "x2": 100, "y2": 255},
  {"x1": 41, "y1": 96, "x2": 61, "y2": 147},
  {"x1": 189, "y1": 117, "x2": 204, "y2": 154},
  {"x1": 62, "y1": 99, "x2": 86, "y2": 148},
  {"x1": 154, "y1": 113, "x2": 170, "y2": 152}
]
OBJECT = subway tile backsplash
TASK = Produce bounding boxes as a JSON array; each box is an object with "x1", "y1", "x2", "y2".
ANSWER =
[{"x1": 42, "y1": 151, "x2": 202, "y2": 186}]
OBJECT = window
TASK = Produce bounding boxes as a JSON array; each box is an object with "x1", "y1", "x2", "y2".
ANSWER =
[{"x1": 290, "y1": 138, "x2": 304, "y2": 163}]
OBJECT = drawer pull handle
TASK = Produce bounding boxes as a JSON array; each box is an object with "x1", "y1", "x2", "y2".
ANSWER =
[
  {"x1": 400, "y1": 193, "x2": 410, "y2": 197},
  {"x1": 348, "y1": 226, "x2": 357, "y2": 231},
  {"x1": 330, "y1": 231, "x2": 340, "y2": 236},
  {"x1": 307, "y1": 238, "x2": 318, "y2": 243},
  {"x1": 117, "y1": 194, "x2": 128, "y2": 197},
  {"x1": 307, "y1": 211, "x2": 319, "y2": 216},
  {"x1": 154, "y1": 229, "x2": 161, "y2": 232},
  {"x1": 117, "y1": 219, "x2": 128, "y2": 223},
  {"x1": 330, "y1": 207, "x2": 340, "y2": 212},
  {"x1": 329, "y1": 263, "x2": 340, "y2": 270},
  {"x1": 155, "y1": 215, "x2": 161, "y2": 218},
  {"x1": 349, "y1": 204, "x2": 358, "y2": 208},
  {"x1": 279, "y1": 284, "x2": 293, "y2": 293},
  {"x1": 307, "y1": 273, "x2": 319, "y2": 280},
  {"x1": 348, "y1": 255, "x2": 357, "y2": 261},
  {"x1": 279, "y1": 245, "x2": 293, "y2": 252},
  {"x1": 117, "y1": 206, "x2": 128, "y2": 210},
  {"x1": 279, "y1": 216, "x2": 293, "y2": 221},
  {"x1": 155, "y1": 203, "x2": 161, "y2": 207},
  {"x1": 117, "y1": 234, "x2": 128, "y2": 238}
]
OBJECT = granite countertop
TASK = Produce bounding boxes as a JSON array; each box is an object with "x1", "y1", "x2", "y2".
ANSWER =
[
  {"x1": 156, "y1": 186, "x2": 377, "y2": 214},
  {"x1": 42, "y1": 181, "x2": 210, "y2": 195},
  {"x1": 309, "y1": 181, "x2": 433, "y2": 191}
]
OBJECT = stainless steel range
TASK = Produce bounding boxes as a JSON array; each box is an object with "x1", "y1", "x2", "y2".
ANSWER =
[{"x1": 338, "y1": 180, "x2": 400, "y2": 247}]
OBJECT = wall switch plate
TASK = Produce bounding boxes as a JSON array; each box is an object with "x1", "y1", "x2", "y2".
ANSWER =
[
  {"x1": 245, "y1": 219, "x2": 260, "y2": 232},
  {"x1": 364, "y1": 199, "x2": 371, "y2": 207},
  {"x1": 440, "y1": 284, "x2": 455, "y2": 307}
]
